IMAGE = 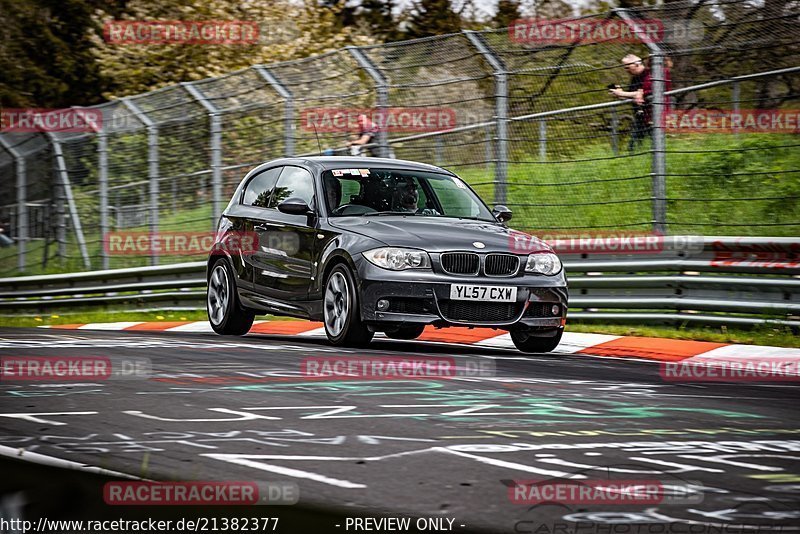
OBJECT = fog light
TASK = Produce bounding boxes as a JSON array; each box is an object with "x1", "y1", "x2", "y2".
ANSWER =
[
  {"x1": 551, "y1": 304, "x2": 560, "y2": 315},
  {"x1": 377, "y1": 299, "x2": 390, "y2": 311}
]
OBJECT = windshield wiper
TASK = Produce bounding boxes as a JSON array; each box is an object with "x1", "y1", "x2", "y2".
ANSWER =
[{"x1": 364, "y1": 211, "x2": 425, "y2": 216}]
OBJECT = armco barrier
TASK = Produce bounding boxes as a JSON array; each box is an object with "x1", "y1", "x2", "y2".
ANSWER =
[{"x1": 0, "y1": 237, "x2": 797, "y2": 327}]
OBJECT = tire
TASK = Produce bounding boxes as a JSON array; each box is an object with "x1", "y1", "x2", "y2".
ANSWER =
[
  {"x1": 384, "y1": 324, "x2": 426, "y2": 340},
  {"x1": 511, "y1": 329, "x2": 563, "y2": 353},
  {"x1": 207, "y1": 258, "x2": 255, "y2": 336},
  {"x1": 323, "y1": 264, "x2": 374, "y2": 347}
]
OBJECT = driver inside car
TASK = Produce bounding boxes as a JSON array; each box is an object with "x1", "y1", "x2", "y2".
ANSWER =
[{"x1": 394, "y1": 177, "x2": 440, "y2": 215}]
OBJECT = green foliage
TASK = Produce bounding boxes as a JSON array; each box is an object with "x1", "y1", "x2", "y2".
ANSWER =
[
  {"x1": 0, "y1": 0, "x2": 121, "y2": 107},
  {"x1": 405, "y1": 0, "x2": 464, "y2": 39}
]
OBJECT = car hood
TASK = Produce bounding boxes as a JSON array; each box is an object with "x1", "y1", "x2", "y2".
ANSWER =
[{"x1": 328, "y1": 216, "x2": 553, "y2": 254}]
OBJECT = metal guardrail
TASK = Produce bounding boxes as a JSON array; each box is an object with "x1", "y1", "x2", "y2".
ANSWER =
[{"x1": 0, "y1": 237, "x2": 797, "y2": 327}]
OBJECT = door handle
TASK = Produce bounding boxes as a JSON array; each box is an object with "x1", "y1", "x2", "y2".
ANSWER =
[{"x1": 254, "y1": 224, "x2": 270, "y2": 231}]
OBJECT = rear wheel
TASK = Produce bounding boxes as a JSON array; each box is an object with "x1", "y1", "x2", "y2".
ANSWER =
[
  {"x1": 323, "y1": 264, "x2": 374, "y2": 347},
  {"x1": 207, "y1": 258, "x2": 255, "y2": 336},
  {"x1": 511, "y1": 329, "x2": 563, "y2": 353},
  {"x1": 384, "y1": 324, "x2": 426, "y2": 340}
]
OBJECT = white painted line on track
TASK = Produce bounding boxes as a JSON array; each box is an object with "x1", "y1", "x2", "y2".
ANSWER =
[
  {"x1": 0, "y1": 444, "x2": 141, "y2": 480},
  {"x1": 78, "y1": 322, "x2": 144, "y2": 330},
  {"x1": 166, "y1": 322, "x2": 215, "y2": 333}
]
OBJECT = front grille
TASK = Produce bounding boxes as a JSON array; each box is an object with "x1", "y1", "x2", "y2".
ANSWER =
[
  {"x1": 387, "y1": 298, "x2": 433, "y2": 315},
  {"x1": 485, "y1": 254, "x2": 520, "y2": 276},
  {"x1": 526, "y1": 302, "x2": 561, "y2": 317},
  {"x1": 441, "y1": 252, "x2": 480, "y2": 275},
  {"x1": 440, "y1": 301, "x2": 519, "y2": 323}
]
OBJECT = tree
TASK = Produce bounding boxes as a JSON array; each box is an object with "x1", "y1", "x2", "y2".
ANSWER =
[
  {"x1": 90, "y1": 0, "x2": 375, "y2": 98},
  {"x1": 493, "y1": 0, "x2": 522, "y2": 30},
  {"x1": 0, "y1": 0, "x2": 125, "y2": 108},
  {"x1": 405, "y1": 0, "x2": 464, "y2": 39},
  {"x1": 357, "y1": 0, "x2": 401, "y2": 41}
]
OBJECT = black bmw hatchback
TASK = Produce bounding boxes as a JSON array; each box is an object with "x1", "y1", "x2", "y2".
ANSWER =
[{"x1": 206, "y1": 157, "x2": 568, "y2": 353}]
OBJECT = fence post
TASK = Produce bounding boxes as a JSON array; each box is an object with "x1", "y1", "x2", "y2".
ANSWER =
[
  {"x1": 123, "y1": 98, "x2": 159, "y2": 266},
  {"x1": 538, "y1": 119, "x2": 547, "y2": 160},
  {"x1": 485, "y1": 125, "x2": 493, "y2": 172},
  {"x1": 610, "y1": 107, "x2": 619, "y2": 155},
  {"x1": 732, "y1": 81, "x2": 741, "y2": 138},
  {"x1": 97, "y1": 126, "x2": 109, "y2": 269},
  {"x1": 434, "y1": 136, "x2": 443, "y2": 165},
  {"x1": 253, "y1": 66, "x2": 294, "y2": 157},
  {"x1": 649, "y1": 54, "x2": 667, "y2": 235},
  {"x1": 464, "y1": 30, "x2": 508, "y2": 206},
  {"x1": 183, "y1": 82, "x2": 223, "y2": 230},
  {"x1": 46, "y1": 133, "x2": 91, "y2": 269},
  {"x1": 0, "y1": 136, "x2": 26, "y2": 271},
  {"x1": 615, "y1": 8, "x2": 667, "y2": 234},
  {"x1": 347, "y1": 46, "x2": 390, "y2": 158}
]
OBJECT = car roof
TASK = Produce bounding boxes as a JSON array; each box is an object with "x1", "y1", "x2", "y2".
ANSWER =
[{"x1": 245, "y1": 157, "x2": 453, "y2": 177}]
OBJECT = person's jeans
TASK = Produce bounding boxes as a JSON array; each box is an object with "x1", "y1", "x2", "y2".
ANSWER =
[{"x1": 628, "y1": 111, "x2": 652, "y2": 152}]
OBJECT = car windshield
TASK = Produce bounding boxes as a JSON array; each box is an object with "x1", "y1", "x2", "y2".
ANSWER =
[{"x1": 322, "y1": 168, "x2": 495, "y2": 221}]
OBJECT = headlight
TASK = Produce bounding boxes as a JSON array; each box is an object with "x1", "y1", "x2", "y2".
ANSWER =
[
  {"x1": 525, "y1": 253, "x2": 562, "y2": 275},
  {"x1": 363, "y1": 247, "x2": 431, "y2": 270}
]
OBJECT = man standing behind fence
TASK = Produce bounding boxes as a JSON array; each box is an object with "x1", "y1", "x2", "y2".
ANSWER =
[{"x1": 609, "y1": 54, "x2": 651, "y2": 152}]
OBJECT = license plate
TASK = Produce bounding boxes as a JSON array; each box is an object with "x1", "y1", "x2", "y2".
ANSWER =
[{"x1": 449, "y1": 284, "x2": 517, "y2": 302}]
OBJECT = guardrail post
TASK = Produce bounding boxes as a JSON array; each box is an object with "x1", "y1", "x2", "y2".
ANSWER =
[
  {"x1": 253, "y1": 66, "x2": 294, "y2": 157},
  {"x1": 0, "y1": 136, "x2": 27, "y2": 271},
  {"x1": 464, "y1": 30, "x2": 508, "y2": 205},
  {"x1": 183, "y1": 82, "x2": 223, "y2": 230},
  {"x1": 46, "y1": 132, "x2": 91, "y2": 269},
  {"x1": 97, "y1": 127, "x2": 109, "y2": 269},
  {"x1": 122, "y1": 98, "x2": 159, "y2": 266},
  {"x1": 615, "y1": 8, "x2": 668, "y2": 235},
  {"x1": 347, "y1": 47, "x2": 390, "y2": 159}
]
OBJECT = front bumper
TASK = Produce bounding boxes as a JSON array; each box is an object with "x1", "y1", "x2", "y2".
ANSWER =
[{"x1": 356, "y1": 258, "x2": 568, "y2": 331}]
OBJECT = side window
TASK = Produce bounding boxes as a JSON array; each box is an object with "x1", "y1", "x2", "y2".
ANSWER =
[
  {"x1": 242, "y1": 167, "x2": 282, "y2": 207},
  {"x1": 269, "y1": 166, "x2": 314, "y2": 208}
]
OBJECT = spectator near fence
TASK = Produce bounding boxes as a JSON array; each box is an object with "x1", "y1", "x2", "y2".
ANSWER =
[
  {"x1": 609, "y1": 54, "x2": 672, "y2": 152},
  {"x1": 347, "y1": 114, "x2": 379, "y2": 157}
]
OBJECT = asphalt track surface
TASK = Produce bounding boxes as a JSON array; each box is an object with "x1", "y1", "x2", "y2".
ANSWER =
[{"x1": 1, "y1": 327, "x2": 799, "y2": 533}]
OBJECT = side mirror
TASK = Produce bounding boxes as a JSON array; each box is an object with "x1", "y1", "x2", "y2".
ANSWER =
[
  {"x1": 278, "y1": 197, "x2": 312, "y2": 215},
  {"x1": 492, "y1": 205, "x2": 512, "y2": 223}
]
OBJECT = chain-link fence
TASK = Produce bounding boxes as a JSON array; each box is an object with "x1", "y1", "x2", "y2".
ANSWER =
[{"x1": 1, "y1": 0, "x2": 798, "y2": 275}]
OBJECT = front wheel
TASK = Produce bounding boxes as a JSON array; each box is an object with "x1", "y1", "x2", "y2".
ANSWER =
[
  {"x1": 323, "y1": 264, "x2": 374, "y2": 347},
  {"x1": 207, "y1": 258, "x2": 255, "y2": 335},
  {"x1": 511, "y1": 329, "x2": 563, "y2": 353}
]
